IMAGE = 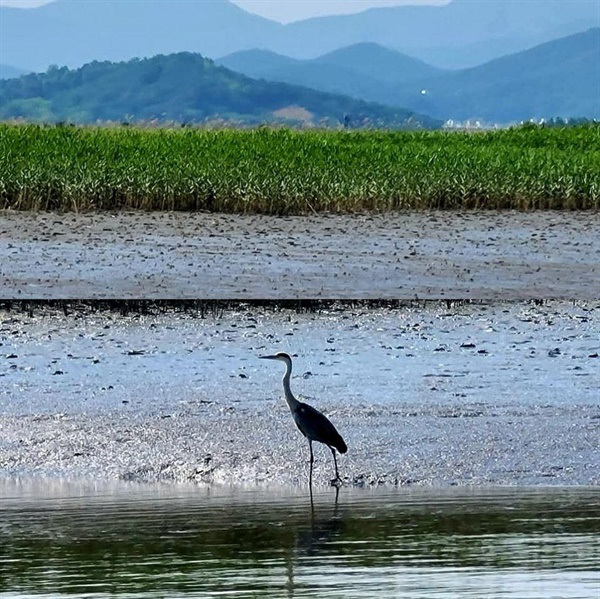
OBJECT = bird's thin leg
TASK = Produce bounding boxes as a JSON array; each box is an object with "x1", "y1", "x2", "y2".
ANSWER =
[
  {"x1": 330, "y1": 447, "x2": 342, "y2": 486},
  {"x1": 309, "y1": 440, "x2": 314, "y2": 489}
]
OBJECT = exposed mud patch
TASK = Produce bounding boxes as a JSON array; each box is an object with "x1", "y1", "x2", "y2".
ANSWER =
[{"x1": 1, "y1": 211, "x2": 598, "y2": 299}]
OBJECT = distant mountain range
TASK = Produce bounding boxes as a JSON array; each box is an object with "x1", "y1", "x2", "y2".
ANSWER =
[
  {"x1": 1, "y1": 0, "x2": 598, "y2": 73},
  {"x1": 0, "y1": 53, "x2": 440, "y2": 128},
  {"x1": 218, "y1": 43, "x2": 443, "y2": 93},
  {"x1": 0, "y1": 64, "x2": 27, "y2": 80},
  {"x1": 217, "y1": 44, "x2": 444, "y2": 108},
  {"x1": 219, "y1": 28, "x2": 600, "y2": 123},
  {"x1": 0, "y1": 0, "x2": 598, "y2": 126},
  {"x1": 412, "y1": 27, "x2": 600, "y2": 122}
]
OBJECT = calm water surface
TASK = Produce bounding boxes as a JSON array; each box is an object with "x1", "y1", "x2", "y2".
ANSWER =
[{"x1": 0, "y1": 481, "x2": 598, "y2": 598}]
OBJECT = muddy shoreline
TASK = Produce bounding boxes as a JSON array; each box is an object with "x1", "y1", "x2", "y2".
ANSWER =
[
  {"x1": 1, "y1": 210, "x2": 598, "y2": 300},
  {"x1": 1, "y1": 301, "x2": 598, "y2": 487}
]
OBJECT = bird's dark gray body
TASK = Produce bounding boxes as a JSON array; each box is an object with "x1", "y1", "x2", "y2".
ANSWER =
[
  {"x1": 260, "y1": 352, "x2": 347, "y2": 485},
  {"x1": 292, "y1": 401, "x2": 347, "y2": 455}
]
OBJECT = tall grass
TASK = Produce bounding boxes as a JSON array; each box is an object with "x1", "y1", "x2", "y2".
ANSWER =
[{"x1": 1, "y1": 124, "x2": 598, "y2": 212}]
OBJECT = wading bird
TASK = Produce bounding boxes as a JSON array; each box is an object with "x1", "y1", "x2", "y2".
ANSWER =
[{"x1": 260, "y1": 352, "x2": 347, "y2": 486}]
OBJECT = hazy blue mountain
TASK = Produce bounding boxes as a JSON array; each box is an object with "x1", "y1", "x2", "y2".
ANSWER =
[
  {"x1": 217, "y1": 44, "x2": 444, "y2": 86},
  {"x1": 217, "y1": 44, "x2": 444, "y2": 107},
  {"x1": 407, "y1": 28, "x2": 600, "y2": 123},
  {"x1": 0, "y1": 52, "x2": 440, "y2": 128},
  {"x1": 0, "y1": 0, "x2": 281, "y2": 73},
  {"x1": 2, "y1": 0, "x2": 598, "y2": 73},
  {"x1": 220, "y1": 29, "x2": 600, "y2": 124},
  {"x1": 306, "y1": 43, "x2": 443, "y2": 84},
  {"x1": 415, "y1": 16, "x2": 600, "y2": 68},
  {"x1": 275, "y1": 0, "x2": 600, "y2": 66},
  {"x1": 218, "y1": 49, "x2": 300, "y2": 80},
  {"x1": 0, "y1": 64, "x2": 28, "y2": 80},
  {"x1": 218, "y1": 51, "x2": 387, "y2": 103}
]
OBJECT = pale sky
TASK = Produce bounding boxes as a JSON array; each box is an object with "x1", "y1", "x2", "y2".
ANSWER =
[{"x1": 0, "y1": 0, "x2": 448, "y2": 23}]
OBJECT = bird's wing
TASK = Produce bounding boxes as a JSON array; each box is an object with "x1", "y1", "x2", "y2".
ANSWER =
[{"x1": 294, "y1": 402, "x2": 347, "y2": 453}]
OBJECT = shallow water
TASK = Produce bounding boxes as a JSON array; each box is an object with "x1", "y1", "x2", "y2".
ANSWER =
[{"x1": 0, "y1": 481, "x2": 598, "y2": 598}]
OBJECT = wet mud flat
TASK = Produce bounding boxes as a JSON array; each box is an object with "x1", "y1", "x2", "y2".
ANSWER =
[
  {"x1": 1, "y1": 210, "x2": 599, "y2": 299},
  {"x1": 0, "y1": 300, "x2": 598, "y2": 487}
]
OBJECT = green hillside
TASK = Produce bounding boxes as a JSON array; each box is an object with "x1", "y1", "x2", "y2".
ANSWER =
[{"x1": 0, "y1": 52, "x2": 438, "y2": 128}]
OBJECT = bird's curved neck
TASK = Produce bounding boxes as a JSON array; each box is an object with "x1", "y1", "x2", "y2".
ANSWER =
[{"x1": 282, "y1": 360, "x2": 300, "y2": 412}]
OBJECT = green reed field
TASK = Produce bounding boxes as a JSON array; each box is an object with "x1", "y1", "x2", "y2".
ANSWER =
[{"x1": 1, "y1": 124, "x2": 598, "y2": 213}]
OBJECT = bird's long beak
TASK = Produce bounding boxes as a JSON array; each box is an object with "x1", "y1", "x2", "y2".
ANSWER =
[{"x1": 259, "y1": 354, "x2": 278, "y2": 360}]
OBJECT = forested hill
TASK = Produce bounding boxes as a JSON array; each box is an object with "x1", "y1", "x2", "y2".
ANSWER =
[{"x1": 0, "y1": 52, "x2": 439, "y2": 128}]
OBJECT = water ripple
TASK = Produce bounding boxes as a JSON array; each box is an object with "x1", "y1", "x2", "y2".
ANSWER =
[{"x1": 1, "y1": 481, "x2": 599, "y2": 597}]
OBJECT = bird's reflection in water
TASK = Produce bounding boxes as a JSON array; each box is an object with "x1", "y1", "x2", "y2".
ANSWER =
[{"x1": 285, "y1": 485, "x2": 343, "y2": 598}]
